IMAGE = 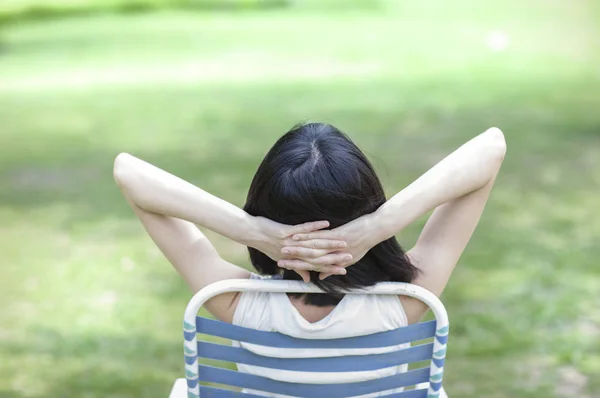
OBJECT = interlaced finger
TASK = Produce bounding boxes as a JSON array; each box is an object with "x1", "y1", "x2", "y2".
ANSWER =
[
  {"x1": 283, "y1": 238, "x2": 347, "y2": 250},
  {"x1": 277, "y1": 259, "x2": 347, "y2": 275},
  {"x1": 319, "y1": 270, "x2": 337, "y2": 280},
  {"x1": 291, "y1": 230, "x2": 343, "y2": 242},
  {"x1": 287, "y1": 220, "x2": 330, "y2": 237},
  {"x1": 281, "y1": 246, "x2": 336, "y2": 259},
  {"x1": 294, "y1": 270, "x2": 311, "y2": 283},
  {"x1": 313, "y1": 252, "x2": 353, "y2": 266}
]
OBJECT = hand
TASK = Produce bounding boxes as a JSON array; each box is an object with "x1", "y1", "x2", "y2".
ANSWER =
[
  {"x1": 280, "y1": 212, "x2": 378, "y2": 280},
  {"x1": 249, "y1": 217, "x2": 349, "y2": 282}
]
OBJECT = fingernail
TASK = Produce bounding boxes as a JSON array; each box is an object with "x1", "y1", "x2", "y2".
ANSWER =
[
  {"x1": 282, "y1": 249, "x2": 289, "y2": 254},
  {"x1": 338, "y1": 269, "x2": 347, "y2": 275},
  {"x1": 345, "y1": 255, "x2": 352, "y2": 261},
  {"x1": 292, "y1": 235, "x2": 299, "y2": 241},
  {"x1": 339, "y1": 242, "x2": 346, "y2": 248}
]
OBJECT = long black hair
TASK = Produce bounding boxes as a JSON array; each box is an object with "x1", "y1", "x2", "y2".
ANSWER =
[{"x1": 243, "y1": 123, "x2": 419, "y2": 306}]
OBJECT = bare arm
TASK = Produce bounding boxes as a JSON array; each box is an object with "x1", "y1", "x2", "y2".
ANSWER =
[
  {"x1": 376, "y1": 129, "x2": 505, "y2": 274},
  {"x1": 114, "y1": 153, "x2": 258, "y2": 322},
  {"x1": 114, "y1": 153, "x2": 261, "y2": 247},
  {"x1": 283, "y1": 128, "x2": 506, "y2": 321},
  {"x1": 371, "y1": 127, "x2": 506, "y2": 321},
  {"x1": 371, "y1": 128, "x2": 505, "y2": 247},
  {"x1": 113, "y1": 153, "x2": 347, "y2": 321}
]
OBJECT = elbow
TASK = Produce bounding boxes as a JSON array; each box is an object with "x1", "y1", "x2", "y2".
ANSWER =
[
  {"x1": 113, "y1": 153, "x2": 152, "y2": 208},
  {"x1": 485, "y1": 127, "x2": 507, "y2": 163},
  {"x1": 113, "y1": 152, "x2": 135, "y2": 189}
]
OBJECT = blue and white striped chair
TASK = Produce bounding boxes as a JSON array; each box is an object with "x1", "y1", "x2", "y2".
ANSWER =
[{"x1": 170, "y1": 279, "x2": 449, "y2": 398}]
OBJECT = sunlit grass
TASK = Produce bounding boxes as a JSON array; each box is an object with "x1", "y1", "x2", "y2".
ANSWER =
[{"x1": 0, "y1": 3, "x2": 599, "y2": 397}]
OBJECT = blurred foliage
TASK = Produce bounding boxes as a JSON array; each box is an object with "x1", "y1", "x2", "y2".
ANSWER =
[
  {"x1": 0, "y1": 0, "x2": 385, "y2": 24},
  {"x1": 0, "y1": 0, "x2": 285, "y2": 24}
]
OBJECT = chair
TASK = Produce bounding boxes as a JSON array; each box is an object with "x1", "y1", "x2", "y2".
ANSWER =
[{"x1": 170, "y1": 279, "x2": 449, "y2": 398}]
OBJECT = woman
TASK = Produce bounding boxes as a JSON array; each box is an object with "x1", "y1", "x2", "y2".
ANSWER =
[{"x1": 114, "y1": 123, "x2": 506, "y2": 396}]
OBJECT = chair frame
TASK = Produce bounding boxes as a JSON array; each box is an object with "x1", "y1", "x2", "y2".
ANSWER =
[{"x1": 180, "y1": 279, "x2": 449, "y2": 398}]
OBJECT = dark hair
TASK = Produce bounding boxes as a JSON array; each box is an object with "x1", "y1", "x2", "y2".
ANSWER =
[{"x1": 243, "y1": 123, "x2": 419, "y2": 306}]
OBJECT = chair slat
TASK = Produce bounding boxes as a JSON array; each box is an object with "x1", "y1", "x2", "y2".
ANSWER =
[
  {"x1": 195, "y1": 317, "x2": 436, "y2": 349},
  {"x1": 197, "y1": 365, "x2": 431, "y2": 398},
  {"x1": 198, "y1": 386, "x2": 266, "y2": 398},
  {"x1": 199, "y1": 385, "x2": 428, "y2": 398},
  {"x1": 197, "y1": 341, "x2": 434, "y2": 372}
]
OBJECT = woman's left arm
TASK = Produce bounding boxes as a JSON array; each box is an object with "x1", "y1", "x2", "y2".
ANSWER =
[{"x1": 113, "y1": 153, "x2": 346, "y2": 321}]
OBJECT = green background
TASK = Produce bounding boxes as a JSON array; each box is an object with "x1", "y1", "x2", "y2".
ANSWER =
[{"x1": 1, "y1": 1, "x2": 599, "y2": 397}]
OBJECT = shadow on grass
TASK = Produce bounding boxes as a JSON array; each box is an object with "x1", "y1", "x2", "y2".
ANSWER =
[
  {"x1": 1, "y1": 325, "x2": 177, "y2": 360},
  {"x1": 1, "y1": 326, "x2": 179, "y2": 397},
  {"x1": 40, "y1": 366, "x2": 178, "y2": 398},
  {"x1": 0, "y1": 324, "x2": 236, "y2": 398},
  {"x1": 0, "y1": 140, "x2": 259, "y2": 227}
]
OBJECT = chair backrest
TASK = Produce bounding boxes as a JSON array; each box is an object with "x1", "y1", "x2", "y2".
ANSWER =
[{"x1": 182, "y1": 279, "x2": 449, "y2": 398}]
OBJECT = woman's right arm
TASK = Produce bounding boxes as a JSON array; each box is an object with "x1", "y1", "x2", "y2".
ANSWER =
[
  {"x1": 283, "y1": 128, "x2": 506, "y2": 320},
  {"x1": 372, "y1": 128, "x2": 506, "y2": 300}
]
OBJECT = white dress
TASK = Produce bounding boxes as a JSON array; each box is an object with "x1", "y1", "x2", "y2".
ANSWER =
[{"x1": 232, "y1": 274, "x2": 411, "y2": 398}]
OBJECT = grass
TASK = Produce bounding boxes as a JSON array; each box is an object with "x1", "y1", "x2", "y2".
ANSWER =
[
  {"x1": 0, "y1": 0, "x2": 385, "y2": 25},
  {"x1": 0, "y1": 1, "x2": 599, "y2": 397},
  {"x1": 0, "y1": 0, "x2": 288, "y2": 25}
]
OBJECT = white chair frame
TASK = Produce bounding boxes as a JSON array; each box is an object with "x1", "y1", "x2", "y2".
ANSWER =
[{"x1": 170, "y1": 279, "x2": 449, "y2": 398}]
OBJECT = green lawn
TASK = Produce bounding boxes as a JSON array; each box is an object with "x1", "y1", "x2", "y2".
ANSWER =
[{"x1": 1, "y1": 2, "x2": 599, "y2": 397}]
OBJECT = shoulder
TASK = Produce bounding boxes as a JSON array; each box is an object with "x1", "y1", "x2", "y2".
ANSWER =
[
  {"x1": 364, "y1": 294, "x2": 409, "y2": 327},
  {"x1": 231, "y1": 273, "x2": 276, "y2": 328}
]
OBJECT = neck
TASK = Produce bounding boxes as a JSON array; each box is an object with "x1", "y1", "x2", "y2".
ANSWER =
[{"x1": 288, "y1": 295, "x2": 336, "y2": 323}]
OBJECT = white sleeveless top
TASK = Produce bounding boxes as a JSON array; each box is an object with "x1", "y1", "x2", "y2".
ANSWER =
[{"x1": 232, "y1": 274, "x2": 410, "y2": 398}]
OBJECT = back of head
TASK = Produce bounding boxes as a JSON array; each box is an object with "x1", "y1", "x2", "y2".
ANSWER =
[{"x1": 244, "y1": 123, "x2": 418, "y2": 306}]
